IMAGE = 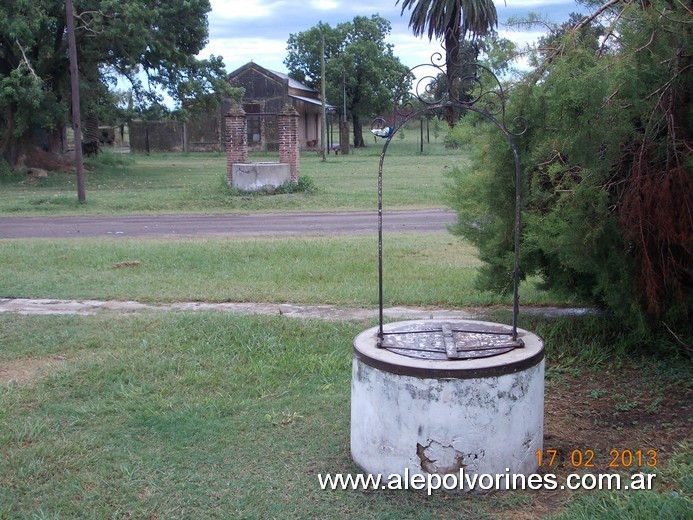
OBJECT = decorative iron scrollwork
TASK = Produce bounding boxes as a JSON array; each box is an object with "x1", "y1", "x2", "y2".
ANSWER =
[
  {"x1": 374, "y1": 40, "x2": 528, "y2": 348},
  {"x1": 383, "y1": 41, "x2": 528, "y2": 137}
]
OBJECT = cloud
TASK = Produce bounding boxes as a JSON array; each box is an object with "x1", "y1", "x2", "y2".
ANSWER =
[
  {"x1": 310, "y1": 0, "x2": 340, "y2": 9},
  {"x1": 210, "y1": 0, "x2": 278, "y2": 20},
  {"x1": 203, "y1": 0, "x2": 578, "y2": 74},
  {"x1": 207, "y1": 37, "x2": 288, "y2": 68}
]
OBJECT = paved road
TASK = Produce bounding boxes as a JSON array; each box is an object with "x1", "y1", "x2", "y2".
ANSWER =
[{"x1": 0, "y1": 209, "x2": 456, "y2": 239}]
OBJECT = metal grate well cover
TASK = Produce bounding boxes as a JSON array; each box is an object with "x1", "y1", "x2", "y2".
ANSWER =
[{"x1": 378, "y1": 321, "x2": 524, "y2": 360}]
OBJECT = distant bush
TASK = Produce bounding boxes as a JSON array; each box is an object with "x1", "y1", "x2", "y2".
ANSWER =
[
  {"x1": 274, "y1": 175, "x2": 317, "y2": 194},
  {"x1": 223, "y1": 174, "x2": 318, "y2": 196},
  {"x1": 0, "y1": 160, "x2": 24, "y2": 182}
]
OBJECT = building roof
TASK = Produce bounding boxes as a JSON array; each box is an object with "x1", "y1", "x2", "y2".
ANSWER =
[
  {"x1": 228, "y1": 62, "x2": 317, "y2": 94},
  {"x1": 289, "y1": 94, "x2": 335, "y2": 110},
  {"x1": 267, "y1": 69, "x2": 318, "y2": 94}
]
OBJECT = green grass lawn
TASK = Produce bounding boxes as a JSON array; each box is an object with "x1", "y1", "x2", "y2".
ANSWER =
[
  {"x1": 0, "y1": 138, "x2": 466, "y2": 216},
  {"x1": 0, "y1": 137, "x2": 690, "y2": 519},
  {"x1": 0, "y1": 313, "x2": 690, "y2": 519},
  {"x1": 0, "y1": 234, "x2": 564, "y2": 307}
]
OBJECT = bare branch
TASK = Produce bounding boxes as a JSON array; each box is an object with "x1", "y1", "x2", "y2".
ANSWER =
[
  {"x1": 596, "y1": 7, "x2": 626, "y2": 58},
  {"x1": 674, "y1": 0, "x2": 693, "y2": 16},
  {"x1": 74, "y1": 9, "x2": 112, "y2": 34},
  {"x1": 645, "y1": 63, "x2": 693, "y2": 102},
  {"x1": 601, "y1": 87, "x2": 620, "y2": 108},
  {"x1": 634, "y1": 30, "x2": 657, "y2": 55},
  {"x1": 661, "y1": 321, "x2": 693, "y2": 352},
  {"x1": 15, "y1": 40, "x2": 40, "y2": 81},
  {"x1": 574, "y1": 0, "x2": 623, "y2": 32}
]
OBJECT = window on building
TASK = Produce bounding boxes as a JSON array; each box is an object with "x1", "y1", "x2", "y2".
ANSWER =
[
  {"x1": 247, "y1": 116, "x2": 261, "y2": 143},
  {"x1": 244, "y1": 103, "x2": 262, "y2": 144}
]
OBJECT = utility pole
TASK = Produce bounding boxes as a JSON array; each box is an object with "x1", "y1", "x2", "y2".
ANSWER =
[
  {"x1": 66, "y1": 0, "x2": 86, "y2": 202},
  {"x1": 320, "y1": 33, "x2": 327, "y2": 162}
]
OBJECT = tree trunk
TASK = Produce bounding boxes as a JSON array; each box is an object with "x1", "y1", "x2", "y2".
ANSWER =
[
  {"x1": 352, "y1": 114, "x2": 365, "y2": 147},
  {"x1": 81, "y1": 59, "x2": 101, "y2": 157},
  {"x1": 0, "y1": 110, "x2": 21, "y2": 166},
  {"x1": 444, "y1": 29, "x2": 461, "y2": 128},
  {"x1": 82, "y1": 112, "x2": 100, "y2": 157},
  {"x1": 0, "y1": 110, "x2": 38, "y2": 168}
]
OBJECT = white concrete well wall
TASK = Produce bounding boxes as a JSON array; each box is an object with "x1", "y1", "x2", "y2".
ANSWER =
[
  {"x1": 351, "y1": 319, "x2": 544, "y2": 492},
  {"x1": 231, "y1": 162, "x2": 291, "y2": 192}
]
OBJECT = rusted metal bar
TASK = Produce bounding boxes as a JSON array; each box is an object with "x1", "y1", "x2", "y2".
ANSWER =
[{"x1": 373, "y1": 45, "x2": 528, "y2": 355}]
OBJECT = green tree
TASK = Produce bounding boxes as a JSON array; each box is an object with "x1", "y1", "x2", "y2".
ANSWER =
[
  {"x1": 397, "y1": 0, "x2": 498, "y2": 125},
  {"x1": 0, "y1": 0, "x2": 238, "y2": 167},
  {"x1": 448, "y1": 0, "x2": 692, "y2": 339},
  {"x1": 285, "y1": 15, "x2": 410, "y2": 147}
]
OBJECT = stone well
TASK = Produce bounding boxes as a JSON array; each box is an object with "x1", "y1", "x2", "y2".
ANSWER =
[{"x1": 350, "y1": 319, "x2": 544, "y2": 492}]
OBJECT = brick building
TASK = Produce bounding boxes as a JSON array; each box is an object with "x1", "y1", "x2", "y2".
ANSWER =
[
  {"x1": 129, "y1": 62, "x2": 330, "y2": 154},
  {"x1": 226, "y1": 62, "x2": 328, "y2": 151}
]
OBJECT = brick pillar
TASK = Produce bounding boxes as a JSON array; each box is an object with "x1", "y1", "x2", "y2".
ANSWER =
[
  {"x1": 225, "y1": 104, "x2": 247, "y2": 185},
  {"x1": 278, "y1": 103, "x2": 300, "y2": 182}
]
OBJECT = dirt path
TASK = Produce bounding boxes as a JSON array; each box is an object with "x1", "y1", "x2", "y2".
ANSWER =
[{"x1": 0, "y1": 209, "x2": 455, "y2": 239}]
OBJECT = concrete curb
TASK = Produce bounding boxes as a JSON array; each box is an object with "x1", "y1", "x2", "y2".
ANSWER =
[{"x1": 0, "y1": 298, "x2": 596, "y2": 321}]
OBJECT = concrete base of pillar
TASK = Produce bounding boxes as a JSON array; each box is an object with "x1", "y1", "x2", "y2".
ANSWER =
[{"x1": 230, "y1": 162, "x2": 292, "y2": 192}]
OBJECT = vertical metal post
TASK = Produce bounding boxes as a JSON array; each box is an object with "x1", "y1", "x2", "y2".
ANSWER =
[
  {"x1": 511, "y1": 140, "x2": 522, "y2": 341},
  {"x1": 320, "y1": 34, "x2": 327, "y2": 162},
  {"x1": 342, "y1": 71, "x2": 346, "y2": 122},
  {"x1": 420, "y1": 118, "x2": 423, "y2": 153},
  {"x1": 377, "y1": 150, "x2": 384, "y2": 346}
]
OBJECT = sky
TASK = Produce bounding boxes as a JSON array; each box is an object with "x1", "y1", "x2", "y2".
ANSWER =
[{"x1": 203, "y1": 0, "x2": 583, "y2": 76}]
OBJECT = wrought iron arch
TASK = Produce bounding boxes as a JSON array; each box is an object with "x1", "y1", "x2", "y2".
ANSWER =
[{"x1": 374, "y1": 45, "x2": 528, "y2": 351}]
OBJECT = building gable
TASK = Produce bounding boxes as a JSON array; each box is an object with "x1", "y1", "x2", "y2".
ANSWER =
[
  {"x1": 225, "y1": 62, "x2": 326, "y2": 151},
  {"x1": 227, "y1": 62, "x2": 288, "y2": 104},
  {"x1": 227, "y1": 62, "x2": 321, "y2": 108}
]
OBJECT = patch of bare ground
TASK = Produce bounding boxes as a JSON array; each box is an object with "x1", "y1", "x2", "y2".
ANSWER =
[
  {"x1": 544, "y1": 365, "x2": 690, "y2": 466},
  {"x1": 0, "y1": 355, "x2": 70, "y2": 386},
  {"x1": 20, "y1": 146, "x2": 77, "y2": 173},
  {"x1": 498, "y1": 363, "x2": 691, "y2": 519}
]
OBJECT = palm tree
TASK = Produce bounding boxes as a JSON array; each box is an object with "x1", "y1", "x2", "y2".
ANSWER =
[
  {"x1": 397, "y1": 0, "x2": 498, "y2": 124},
  {"x1": 398, "y1": 0, "x2": 497, "y2": 40}
]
